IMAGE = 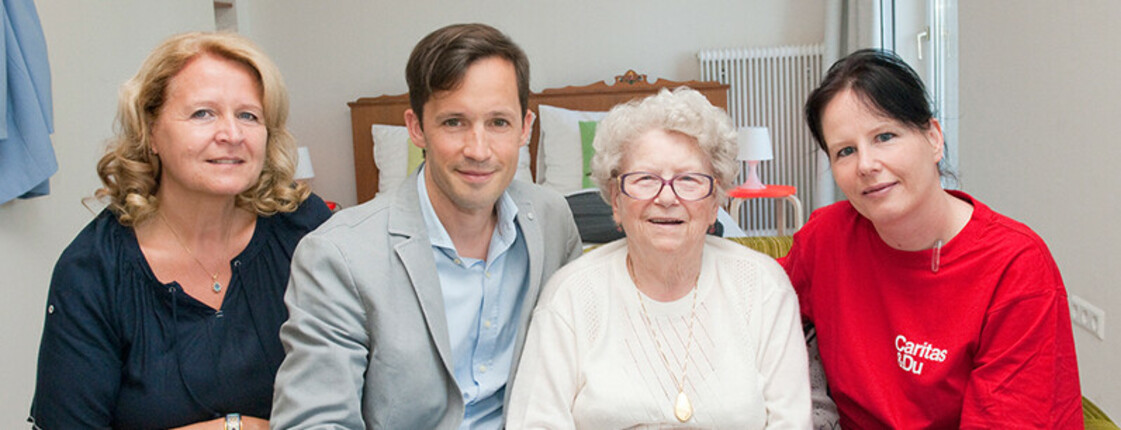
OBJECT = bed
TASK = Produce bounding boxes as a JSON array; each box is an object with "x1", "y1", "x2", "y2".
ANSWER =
[{"x1": 347, "y1": 70, "x2": 729, "y2": 205}]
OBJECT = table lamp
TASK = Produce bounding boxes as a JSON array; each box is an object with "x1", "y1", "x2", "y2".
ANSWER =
[
  {"x1": 295, "y1": 146, "x2": 315, "y2": 182},
  {"x1": 737, "y1": 127, "x2": 773, "y2": 190},
  {"x1": 294, "y1": 146, "x2": 340, "y2": 211}
]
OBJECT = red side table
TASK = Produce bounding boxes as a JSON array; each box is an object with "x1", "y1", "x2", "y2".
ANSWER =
[{"x1": 727, "y1": 184, "x2": 804, "y2": 235}]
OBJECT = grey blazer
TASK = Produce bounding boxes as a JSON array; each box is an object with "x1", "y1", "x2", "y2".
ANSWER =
[{"x1": 271, "y1": 174, "x2": 582, "y2": 429}]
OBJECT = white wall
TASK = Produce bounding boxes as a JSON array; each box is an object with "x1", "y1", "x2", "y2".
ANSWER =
[
  {"x1": 240, "y1": 0, "x2": 825, "y2": 206},
  {"x1": 0, "y1": 0, "x2": 822, "y2": 425},
  {"x1": 0, "y1": 1, "x2": 215, "y2": 426},
  {"x1": 959, "y1": 1, "x2": 1121, "y2": 415}
]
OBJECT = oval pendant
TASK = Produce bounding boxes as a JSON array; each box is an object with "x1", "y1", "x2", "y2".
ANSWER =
[
  {"x1": 213, "y1": 281, "x2": 222, "y2": 293},
  {"x1": 674, "y1": 390, "x2": 693, "y2": 422}
]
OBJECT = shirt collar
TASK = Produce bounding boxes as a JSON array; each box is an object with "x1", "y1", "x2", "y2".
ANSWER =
[{"x1": 416, "y1": 164, "x2": 520, "y2": 259}]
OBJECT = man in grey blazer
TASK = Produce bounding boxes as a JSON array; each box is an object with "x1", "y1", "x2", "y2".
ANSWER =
[{"x1": 271, "y1": 23, "x2": 582, "y2": 429}]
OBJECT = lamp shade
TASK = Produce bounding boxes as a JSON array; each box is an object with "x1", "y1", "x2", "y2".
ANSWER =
[
  {"x1": 737, "y1": 127, "x2": 774, "y2": 161},
  {"x1": 294, "y1": 146, "x2": 315, "y2": 180}
]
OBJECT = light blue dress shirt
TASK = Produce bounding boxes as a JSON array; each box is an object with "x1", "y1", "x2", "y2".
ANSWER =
[
  {"x1": 417, "y1": 167, "x2": 529, "y2": 430},
  {"x1": 0, "y1": 0, "x2": 55, "y2": 204}
]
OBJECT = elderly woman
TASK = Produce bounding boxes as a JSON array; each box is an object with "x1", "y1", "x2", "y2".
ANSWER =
[
  {"x1": 783, "y1": 49, "x2": 1082, "y2": 428},
  {"x1": 29, "y1": 32, "x2": 329, "y2": 429},
  {"x1": 508, "y1": 88, "x2": 811, "y2": 428}
]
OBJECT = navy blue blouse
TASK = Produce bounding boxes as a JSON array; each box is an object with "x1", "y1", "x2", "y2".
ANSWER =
[{"x1": 30, "y1": 195, "x2": 330, "y2": 429}]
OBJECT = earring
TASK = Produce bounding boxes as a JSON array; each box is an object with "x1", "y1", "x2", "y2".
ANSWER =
[{"x1": 708, "y1": 223, "x2": 717, "y2": 234}]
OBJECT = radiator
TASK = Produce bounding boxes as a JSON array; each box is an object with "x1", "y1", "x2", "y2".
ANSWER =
[{"x1": 698, "y1": 44, "x2": 825, "y2": 235}]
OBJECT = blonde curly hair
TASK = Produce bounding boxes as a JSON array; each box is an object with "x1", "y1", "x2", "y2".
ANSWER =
[{"x1": 95, "y1": 31, "x2": 309, "y2": 225}]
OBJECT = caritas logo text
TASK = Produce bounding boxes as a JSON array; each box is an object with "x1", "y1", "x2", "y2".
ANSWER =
[{"x1": 895, "y1": 335, "x2": 947, "y2": 375}]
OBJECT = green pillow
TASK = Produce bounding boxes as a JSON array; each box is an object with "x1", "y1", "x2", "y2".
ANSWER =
[
  {"x1": 406, "y1": 137, "x2": 424, "y2": 172},
  {"x1": 579, "y1": 120, "x2": 598, "y2": 189}
]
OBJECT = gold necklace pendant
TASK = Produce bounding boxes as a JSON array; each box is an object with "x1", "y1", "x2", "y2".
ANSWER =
[
  {"x1": 674, "y1": 390, "x2": 693, "y2": 422},
  {"x1": 628, "y1": 254, "x2": 699, "y2": 424},
  {"x1": 160, "y1": 211, "x2": 230, "y2": 294}
]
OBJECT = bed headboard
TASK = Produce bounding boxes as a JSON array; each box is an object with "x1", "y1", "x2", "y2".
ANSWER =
[{"x1": 348, "y1": 70, "x2": 730, "y2": 204}]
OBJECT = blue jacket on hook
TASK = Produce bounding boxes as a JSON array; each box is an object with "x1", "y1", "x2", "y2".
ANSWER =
[{"x1": 0, "y1": 0, "x2": 54, "y2": 205}]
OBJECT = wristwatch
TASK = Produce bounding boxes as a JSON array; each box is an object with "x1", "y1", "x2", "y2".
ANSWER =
[{"x1": 225, "y1": 413, "x2": 242, "y2": 430}]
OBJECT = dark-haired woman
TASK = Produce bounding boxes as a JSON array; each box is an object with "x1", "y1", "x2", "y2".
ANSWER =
[{"x1": 781, "y1": 49, "x2": 1082, "y2": 428}]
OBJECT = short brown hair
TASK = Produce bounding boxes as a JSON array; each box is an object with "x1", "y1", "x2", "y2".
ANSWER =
[
  {"x1": 405, "y1": 23, "x2": 529, "y2": 125},
  {"x1": 96, "y1": 31, "x2": 308, "y2": 225}
]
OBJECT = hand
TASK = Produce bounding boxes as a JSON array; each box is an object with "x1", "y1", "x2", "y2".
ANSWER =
[{"x1": 169, "y1": 415, "x2": 270, "y2": 430}]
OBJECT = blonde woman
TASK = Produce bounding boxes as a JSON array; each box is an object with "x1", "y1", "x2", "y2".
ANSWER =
[{"x1": 30, "y1": 32, "x2": 329, "y2": 429}]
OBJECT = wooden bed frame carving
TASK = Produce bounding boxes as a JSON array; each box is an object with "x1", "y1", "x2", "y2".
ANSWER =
[{"x1": 348, "y1": 70, "x2": 729, "y2": 204}]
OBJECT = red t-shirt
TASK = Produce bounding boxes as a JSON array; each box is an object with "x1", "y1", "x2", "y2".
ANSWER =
[{"x1": 781, "y1": 190, "x2": 1082, "y2": 429}]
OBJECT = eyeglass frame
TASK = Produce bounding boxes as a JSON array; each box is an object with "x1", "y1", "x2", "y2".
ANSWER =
[{"x1": 616, "y1": 171, "x2": 716, "y2": 201}]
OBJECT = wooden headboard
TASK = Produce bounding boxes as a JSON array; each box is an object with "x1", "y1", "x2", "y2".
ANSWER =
[{"x1": 347, "y1": 70, "x2": 730, "y2": 204}]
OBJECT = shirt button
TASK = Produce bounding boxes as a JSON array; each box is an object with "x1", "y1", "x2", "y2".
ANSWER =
[
  {"x1": 527, "y1": 212, "x2": 535, "y2": 221},
  {"x1": 454, "y1": 258, "x2": 462, "y2": 265},
  {"x1": 483, "y1": 320, "x2": 492, "y2": 328},
  {"x1": 47, "y1": 305, "x2": 54, "y2": 314},
  {"x1": 484, "y1": 271, "x2": 491, "y2": 278},
  {"x1": 478, "y1": 365, "x2": 488, "y2": 373}
]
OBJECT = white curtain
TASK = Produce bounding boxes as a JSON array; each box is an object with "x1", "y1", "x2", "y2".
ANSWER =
[
  {"x1": 824, "y1": 0, "x2": 884, "y2": 67},
  {"x1": 815, "y1": 0, "x2": 883, "y2": 208}
]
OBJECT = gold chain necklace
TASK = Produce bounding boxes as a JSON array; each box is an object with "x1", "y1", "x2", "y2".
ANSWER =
[
  {"x1": 627, "y1": 254, "x2": 698, "y2": 423},
  {"x1": 159, "y1": 211, "x2": 229, "y2": 293}
]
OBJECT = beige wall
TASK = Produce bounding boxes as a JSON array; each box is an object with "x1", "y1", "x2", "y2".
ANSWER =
[
  {"x1": 241, "y1": 0, "x2": 825, "y2": 207},
  {"x1": 959, "y1": 1, "x2": 1121, "y2": 414},
  {"x1": 0, "y1": 0, "x2": 822, "y2": 424}
]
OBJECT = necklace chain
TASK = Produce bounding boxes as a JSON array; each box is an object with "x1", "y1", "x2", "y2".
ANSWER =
[
  {"x1": 627, "y1": 254, "x2": 698, "y2": 422},
  {"x1": 159, "y1": 211, "x2": 229, "y2": 293}
]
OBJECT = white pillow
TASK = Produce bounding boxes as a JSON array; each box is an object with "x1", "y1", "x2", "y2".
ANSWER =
[
  {"x1": 371, "y1": 124, "x2": 414, "y2": 198},
  {"x1": 537, "y1": 105, "x2": 607, "y2": 194},
  {"x1": 514, "y1": 145, "x2": 533, "y2": 183},
  {"x1": 371, "y1": 124, "x2": 533, "y2": 198},
  {"x1": 516, "y1": 112, "x2": 535, "y2": 183}
]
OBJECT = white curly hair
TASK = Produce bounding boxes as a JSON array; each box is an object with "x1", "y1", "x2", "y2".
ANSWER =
[{"x1": 589, "y1": 87, "x2": 740, "y2": 205}]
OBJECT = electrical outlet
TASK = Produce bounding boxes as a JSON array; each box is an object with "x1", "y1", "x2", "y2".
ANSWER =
[{"x1": 1069, "y1": 294, "x2": 1106, "y2": 340}]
